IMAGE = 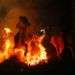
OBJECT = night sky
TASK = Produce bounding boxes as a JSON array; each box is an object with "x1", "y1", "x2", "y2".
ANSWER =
[{"x1": 0, "y1": 0, "x2": 74, "y2": 74}]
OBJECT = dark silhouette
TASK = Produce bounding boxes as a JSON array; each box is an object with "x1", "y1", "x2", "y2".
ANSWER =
[{"x1": 14, "y1": 16, "x2": 30, "y2": 47}]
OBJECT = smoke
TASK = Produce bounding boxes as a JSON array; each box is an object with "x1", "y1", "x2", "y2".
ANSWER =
[
  {"x1": 0, "y1": 0, "x2": 66, "y2": 35},
  {"x1": 0, "y1": 0, "x2": 40, "y2": 33}
]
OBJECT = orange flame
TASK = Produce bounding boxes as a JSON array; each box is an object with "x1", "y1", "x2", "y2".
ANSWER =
[
  {"x1": 0, "y1": 28, "x2": 14, "y2": 63},
  {"x1": 0, "y1": 27, "x2": 64, "y2": 66},
  {"x1": 0, "y1": 27, "x2": 47, "y2": 66},
  {"x1": 15, "y1": 35, "x2": 47, "y2": 66}
]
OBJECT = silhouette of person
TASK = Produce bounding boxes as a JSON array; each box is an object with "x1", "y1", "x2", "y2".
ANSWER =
[{"x1": 14, "y1": 16, "x2": 30, "y2": 48}]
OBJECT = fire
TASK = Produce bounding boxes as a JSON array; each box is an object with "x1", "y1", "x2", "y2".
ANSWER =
[
  {"x1": 0, "y1": 28, "x2": 14, "y2": 63},
  {"x1": 0, "y1": 27, "x2": 47, "y2": 66},
  {"x1": 0, "y1": 27, "x2": 64, "y2": 66},
  {"x1": 15, "y1": 35, "x2": 47, "y2": 66}
]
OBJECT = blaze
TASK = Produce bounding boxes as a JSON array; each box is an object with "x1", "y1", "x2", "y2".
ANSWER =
[
  {"x1": 0, "y1": 27, "x2": 64, "y2": 66},
  {"x1": 15, "y1": 35, "x2": 47, "y2": 66},
  {"x1": 0, "y1": 27, "x2": 47, "y2": 66},
  {"x1": 0, "y1": 28, "x2": 14, "y2": 63}
]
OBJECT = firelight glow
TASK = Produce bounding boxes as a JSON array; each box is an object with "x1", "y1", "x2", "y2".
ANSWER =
[{"x1": 0, "y1": 27, "x2": 64, "y2": 66}]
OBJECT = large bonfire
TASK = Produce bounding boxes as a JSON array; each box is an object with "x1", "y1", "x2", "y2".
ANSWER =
[{"x1": 0, "y1": 27, "x2": 64, "y2": 66}]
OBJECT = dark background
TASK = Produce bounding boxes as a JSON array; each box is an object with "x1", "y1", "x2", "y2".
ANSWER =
[{"x1": 0, "y1": 0, "x2": 74, "y2": 74}]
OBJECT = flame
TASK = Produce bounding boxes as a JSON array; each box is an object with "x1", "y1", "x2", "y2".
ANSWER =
[
  {"x1": 0, "y1": 27, "x2": 64, "y2": 66},
  {"x1": 15, "y1": 35, "x2": 47, "y2": 66},
  {"x1": 0, "y1": 28, "x2": 14, "y2": 63},
  {"x1": 0, "y1": 27, "x2": 47, "y2": 66}
]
